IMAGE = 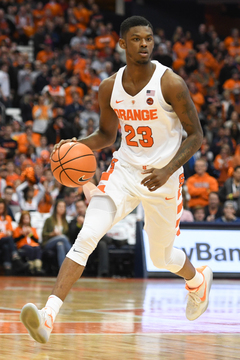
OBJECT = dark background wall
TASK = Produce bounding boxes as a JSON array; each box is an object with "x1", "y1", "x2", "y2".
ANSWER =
[{"x1": 98, "y1": 0, "x2": 240, "y2": 39}]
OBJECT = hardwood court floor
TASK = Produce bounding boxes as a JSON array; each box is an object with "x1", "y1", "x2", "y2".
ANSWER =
[{"x1": 0, "y1": 276, "x2": 239, "y2": 360}]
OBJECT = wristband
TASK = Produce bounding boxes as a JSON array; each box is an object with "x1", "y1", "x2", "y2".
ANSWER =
[{"x1": 229, "y1": 193, "x2": 233, "y2": 200}]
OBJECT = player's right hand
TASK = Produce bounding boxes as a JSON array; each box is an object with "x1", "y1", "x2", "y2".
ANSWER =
[{"x1": 51, "y1": 137, "x2": 78, "y2": 159}]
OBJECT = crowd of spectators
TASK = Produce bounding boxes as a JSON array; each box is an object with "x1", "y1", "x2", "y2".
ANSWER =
[{"x1": 0, "y1": 0, "x2": 240, "y2": 275}]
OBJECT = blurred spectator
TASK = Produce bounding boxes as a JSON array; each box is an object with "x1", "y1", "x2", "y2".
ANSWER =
[
  {"x1": 0, "y1": 167, "x2": 7, "y2": 197},
  {"x1": 36, "y1": 135, "x2": 49, "y2": 157},
  {"x1": 33, "y1": 23, "x2": 45, "y2": 58},
  {"x1": 65, "y1": 76, "x2": 84, "y2": 106},
  {"x1": 186, "y1": 158, "x2": 219, "y2": 208},
  {"x1": 215, "y1": 200, "x2": 240, "y2": 223},
  {"x1": 222, "y1": 69, "x2": 240, "y2": 99},
  {"x1": 224, "y1": 110, "x2": 240, "y2": 131},
  {"x1": 219, "y1": 165, "x2": 240, "y2": 216},
  {"x1": 211, "y1": 127, "x2": 234, "y2": 157},
  {"x1": 42, "y1": 75, "x2": 65, "y2": 99},
  {"x1": 3, "y1": 185, "x2": 18, "y2": 221},
  {"x1": 193, "y1": 206, "x2": 206, "y2": 222},
  {"x1": 80, "y1": 95, "x2": 99, "y2": 131},
  {"x1": 45, "y1": 116, "x2": 74, "y2": 145},
  {"x1": 63, "y1": 188, "x2": 77, "y2": 217},
  {"x1": 32, "y1": 94, "x2": 53, "y2": 134},
  {"x1": 188, "y1": 81, "x2": 205, "y2": 114},
  {"x1": 41, "y1": 199, "x2": 71, "y2": 269},
  {"x1": 36, "y1": 42, "x2": 54, "y2": 64},
  {"x1": 0, "y1": 124, "x2": 18, "y2": 159},
  {"x1": 213, "y1": 144, "x2": 233, "y2": 187},
  {"x1": 17, "y1": 124, "x2": 41, "y2": 154},
  {"x1": 194, "y1": 24, "x2": 211, "y2": 49},
  {"x1": 16, "y1": 177, "x2": 45, "y2": 212},
  {"x1": 196, "y1": 44, "x2": 217, "y2": 72},
  {"x1": 13, "y1": 210, "x2": 44, "y2": 275},
  {"x1": 34, "y1": 64, "x2": 50, "y2": 94},
  {"x1": 20, "y1": 93, "x2": 34, "y2": 122},
  {"x1": 17, "y1": 63, "x2": 32, "y2": 97},
  {"x1": 218, "y1": 55, "x2": 236, "y2": 93},
  {"x1": 5, "y1": 160, "x2": 21, "y2": 187},
  {"x1": 0, "y1": 198, "x2": 28, "y2": 275},
  {"x1": 64, "y1": 92, "x2": 84, "y2": 121},
  {"x1": 181, "y1": 187, "x2": 194, "y2": 222},
  {"x1": 221, "y1": 90, "x2": 235, "y2": 121},
  {"x1": 111, "y1": 51, "x2": 125, "y2": 72},
  {"x1": 38, "y1": 176, "x2": 53, "y2": 214},
  {"x1": 184, "y1": 49, "x2": 198, "y2": 75},
  {"x1": 204, "y1": 191, "x2": 223, "y2": 222},
  {"x1": 0, "y1": 62, "x2": 10, "y2": 106}
]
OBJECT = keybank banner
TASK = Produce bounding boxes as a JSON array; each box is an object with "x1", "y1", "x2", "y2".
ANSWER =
[{"x1": 142, "y1": 229, "x2": 240, "y2": 273}]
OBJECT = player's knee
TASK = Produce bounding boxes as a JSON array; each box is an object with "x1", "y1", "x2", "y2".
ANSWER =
[
  {"x1": 150, "y1": 247, "x2": 186, "y2": 272},
  {"x1": 150, "y1": 251, "x2": 166, "y2": 269},
  {"x1": 67, "y1": 225, "x2": 101, "y2": 266}
]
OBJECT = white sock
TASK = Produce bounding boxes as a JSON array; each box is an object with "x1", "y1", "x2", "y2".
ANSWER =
[
  {"x1": 186, "y1": 269, "x2": 204, "y2": 289},
  {"x1": 43, "y1": 295, "x2": 63, "y2": 321}
]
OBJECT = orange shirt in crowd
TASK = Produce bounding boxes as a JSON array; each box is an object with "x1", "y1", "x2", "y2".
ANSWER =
[
  {"x1": 38, "y1": 193, "x2": 52, "y2": 213},
  {"x1": 228, "y1": 45, "x2": 240, "y2": 58},
  {"x1": 213, "y1": 155, "x2": 233, "y2": 187},
  {"x1": 187, "y1": 172, "x2": 219, "y2": 208},
  {"x1": 32, "y1": 104, "x2": 51, "y2": 120},
  {"x1": 73, "y1": 6, "x2": 91, "y2": 25},
  {"x1": 224, "y1": 36, "x2": 240, "y2": 49},
  {"x1": 189, "y1": 90, "x2": 205, "y2": 113},
  {"x1": 44, "y1": 2, "x2": 63, "y2": 17},
  {"x1": 223, "y1": 79, "x2": 240, "y2": 92},
  {"x1": 6, "y1": 173, "x2": 21, "y2": 187},
  {"x1": 13, "y1": 226, "x2": 39, "y2": 249},
  {"x1": 17, "y1": 133, "x2": 41, "y2": 154},
  {"x1": 95, "y1": 34, "x2": 116, "y2": 50},
  {"x1": 32, "y1": 9, "x2": 45, "y2": 27},
  {"x1": 172, "y1": 41, "x2": 193, "y2": 60},
  {"x1": 72, "y1": 58, "x2": 87, "y2": 74},
  {"x1": 65, "y1": 86, "x2": 84, "y2": 105},
  {"x1": 0, "y1": 215, "x2": 13, "y2": 239},
  {"x1": 36, "y1": 49, "x2": 54, "y2": 63},
  {"x1": 196, "y1": 51, "x2": 217, "y2": 71}
]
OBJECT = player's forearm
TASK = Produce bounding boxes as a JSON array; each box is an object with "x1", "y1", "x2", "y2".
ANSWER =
[
  {"x1": 164, "y1": 132, "x2": 203, "y2": 176},
  {"x1": 79, "y1": 129, "x2": 116, "y2": 151}
]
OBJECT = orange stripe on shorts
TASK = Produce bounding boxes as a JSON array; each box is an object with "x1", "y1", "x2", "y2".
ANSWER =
[
  {"x1": 97, "y1": 158, "x2": 118, "y2": 193},
  {"x1": 177, "y1": 201, "x2": 183, "y2": 214}
]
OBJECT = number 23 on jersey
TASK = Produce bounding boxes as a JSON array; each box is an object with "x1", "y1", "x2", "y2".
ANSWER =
[{"x1": 124, "y1": 125, "x2": 154, "y2": 148}]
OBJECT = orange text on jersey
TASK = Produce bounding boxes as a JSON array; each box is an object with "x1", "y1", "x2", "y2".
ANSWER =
[{"x1": 114, "y1": 109, "x2": 158, "y2": 121}]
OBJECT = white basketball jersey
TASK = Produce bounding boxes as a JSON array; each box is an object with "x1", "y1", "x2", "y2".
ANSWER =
[{"x1": 110, "y1": 60, "x2": 182, "y2": 169}]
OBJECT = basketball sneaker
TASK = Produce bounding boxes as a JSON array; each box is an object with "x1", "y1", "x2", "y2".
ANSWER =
[
  {"x1": 185, "y1": 265, "x2": 213, "y2": 321},
  {"x1": 20, "y1": 303, "x2": 54, "y2": 343}
]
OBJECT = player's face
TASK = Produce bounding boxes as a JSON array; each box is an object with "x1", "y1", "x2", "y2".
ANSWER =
[{"x1": 121, "y1": 26, "x2": 154, "y2": 65}]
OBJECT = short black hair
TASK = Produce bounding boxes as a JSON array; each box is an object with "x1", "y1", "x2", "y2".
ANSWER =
[{"x1": 120, "y1": 16, "x2": 153, "y2": 38}]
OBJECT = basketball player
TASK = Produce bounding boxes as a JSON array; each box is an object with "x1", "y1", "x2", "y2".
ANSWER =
[{"x1": 20, "y1": 16, "x2": 213, "y2": 343}]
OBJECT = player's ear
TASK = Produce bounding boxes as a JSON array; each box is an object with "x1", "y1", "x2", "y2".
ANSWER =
[{"x1": 119, "y1": 38, "x2": 126, "y2": 50}]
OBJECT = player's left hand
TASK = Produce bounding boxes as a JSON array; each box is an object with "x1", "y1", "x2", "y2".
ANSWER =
[{"x1": 141, "y1": 168, "x2": 171, "y2": 192}]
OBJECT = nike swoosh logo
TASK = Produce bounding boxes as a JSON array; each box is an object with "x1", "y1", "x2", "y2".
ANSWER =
[
  {"x1": 116, "y1": 100, "x2": 124, "y2": 103},
  {"x1": 73, "y1": 248, "x2": 82, "y2": 253},
  {"x1": 199, "y1": 271, "x2": 207, "y2": 302},
  {"x1": 44, "y1": 320, "x2": 52, "y2": 329},
  {"x1": 165, "y1": 197, "x2": 175, "y2": 200},
  {"x1": 78, "y1": 176, "x2": 92, "y2": 183}
]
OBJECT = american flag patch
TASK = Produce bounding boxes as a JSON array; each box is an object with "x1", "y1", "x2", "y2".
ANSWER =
[{"x1": 146, "y1": 90, "x2": 155, "y2": 96}]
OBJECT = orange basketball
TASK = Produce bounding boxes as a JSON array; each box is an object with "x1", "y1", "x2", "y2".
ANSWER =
[{"x1": 51, "y1": 142, "x2": 97, "y2": 187}]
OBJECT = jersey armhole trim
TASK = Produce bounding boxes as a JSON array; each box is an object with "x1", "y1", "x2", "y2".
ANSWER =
[{"x1": 158, "y1": 68, "x2": 174, "y2": 112}]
